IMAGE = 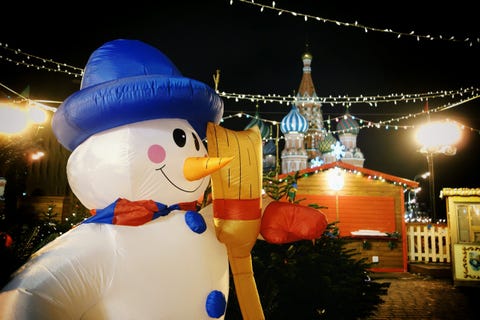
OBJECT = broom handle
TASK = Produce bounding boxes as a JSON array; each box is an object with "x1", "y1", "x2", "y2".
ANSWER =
[{"x1": 207, "y1": 123, "x2": 265, "y2": 320}]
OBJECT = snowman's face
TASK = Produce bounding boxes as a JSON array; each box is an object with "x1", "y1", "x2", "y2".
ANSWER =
[
  {"x1": 147, "y1": 121, "x2": 207, "y2": 194},
  {"x1": 67, "y1": 118, "x2": 209, "y2": 209}
]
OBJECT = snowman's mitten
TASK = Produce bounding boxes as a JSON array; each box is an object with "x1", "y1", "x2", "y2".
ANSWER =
[{"x1": 260, "y1": 201, "x2": 328, "y2": 244}]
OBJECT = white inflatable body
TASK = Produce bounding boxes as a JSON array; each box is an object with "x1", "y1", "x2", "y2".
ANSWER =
[
  {"x1": 0, "y1": 119, "x2": 229, "y2": 319},
  {"x1": 0, "y1": 210, "x2": 228, "y2": 319}
]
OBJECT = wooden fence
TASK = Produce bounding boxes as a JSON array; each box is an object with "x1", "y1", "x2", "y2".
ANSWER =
[{"x1": 406, "y1": 223, "x2": 451, "y2": 263}]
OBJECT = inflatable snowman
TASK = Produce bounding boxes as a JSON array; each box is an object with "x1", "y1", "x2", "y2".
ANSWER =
[
  {"x1": 0, "y1": 39, "x2": 232, "y2": 319},
  {"x1": 0, "y1": 39, "x2": 329, "y2": 320}
]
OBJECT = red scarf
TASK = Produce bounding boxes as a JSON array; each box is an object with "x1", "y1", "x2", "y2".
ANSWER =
[{"x1": 82, "y1": 198, "x2": 198, "y2": 226}]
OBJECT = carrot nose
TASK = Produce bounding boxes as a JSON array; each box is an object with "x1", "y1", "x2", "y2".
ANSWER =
[{"x1": 184, "y1": 156, "x2": 233, "y2": 181}]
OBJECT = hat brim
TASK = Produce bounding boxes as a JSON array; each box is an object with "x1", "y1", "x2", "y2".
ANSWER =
[{"x1": 52, "y1": 75, "x2": 224, "y2": 151}]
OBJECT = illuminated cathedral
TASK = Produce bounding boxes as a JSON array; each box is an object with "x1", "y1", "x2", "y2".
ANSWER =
[
  {"x1": 279, "y1": 50, "x2": 365, "y2": 173},
  {"x1": 243, "y1": 49, "x2": 365, "y2": 174}
]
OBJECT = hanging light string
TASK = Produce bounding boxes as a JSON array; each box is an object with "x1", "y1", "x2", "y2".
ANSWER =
[
  {"x1": 231, "y1": 0, "x2": 479, "y2": 47},
  {"x1": 333, "y1": 94, "x2": 480, "y2": 134},
  {"x1": 1, "y1": 80, "x2": 479, "y2": 136},
  {"x1": 219, "y1": 87, "x2": 479, "y2": 106},
  {"x1": 222, "y1": 94, "x2": 480, "y2": 136},
  {"x1": 1, "y1": 43, "x2": 478, "y2": 107},
  {"x1": 0, "y1": 82, "x2": 60, "y2": 113},
  {"x1": 1, "y1": 46, "x2": 479, "y2": 133},
  {"x1": 0, "y1": 42, "x2": 83, "y2": 77}
]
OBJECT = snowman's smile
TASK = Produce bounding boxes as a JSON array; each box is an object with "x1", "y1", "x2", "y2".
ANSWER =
[{"x1": 157, "y1": 165, "x2": 203, "y2": 193}]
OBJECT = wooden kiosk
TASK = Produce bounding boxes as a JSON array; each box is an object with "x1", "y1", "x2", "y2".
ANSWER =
[{"x1": 441, "y1": 188, "x2": 480, "y2": 287}]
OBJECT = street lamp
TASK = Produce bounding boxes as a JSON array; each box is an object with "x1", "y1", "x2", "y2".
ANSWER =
[{"x1": 415, "y1": 120, "x2": 461, "y2": 222}]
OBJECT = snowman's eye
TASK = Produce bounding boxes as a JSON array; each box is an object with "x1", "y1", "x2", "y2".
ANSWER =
[
  {"x1": 173, "y1": 128, "x2": 186, "y2": 147},
  {"x1": 192, "y1": 133, "x2": 200, "y2": 151}
]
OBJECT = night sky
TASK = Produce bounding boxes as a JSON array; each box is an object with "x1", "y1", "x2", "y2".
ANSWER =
[{"x1": 1, "y1": 0, "x2": 479, "y2": 218}]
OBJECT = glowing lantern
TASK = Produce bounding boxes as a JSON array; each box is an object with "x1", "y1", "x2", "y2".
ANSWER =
[
  {"x1": 415, "y1": 120, "x2": 462, "y2": 153},
  {"x1": 327, "y1": 167, "x2": 344, "y2": 191}
]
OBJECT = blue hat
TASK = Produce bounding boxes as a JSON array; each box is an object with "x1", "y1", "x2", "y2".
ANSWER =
[{"x1": 52, "y1": 39, "x2": 224, "y2": 151}]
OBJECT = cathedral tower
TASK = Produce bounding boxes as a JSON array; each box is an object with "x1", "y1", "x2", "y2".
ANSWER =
[
  {"x1": 280, "y1": 104, "x2": 309, "y2": 174},
  {"x1": 296, "y1": 50, "x2": 325, "y2": 163}
]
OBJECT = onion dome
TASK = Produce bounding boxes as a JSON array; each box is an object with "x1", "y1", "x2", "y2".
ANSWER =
[
  {"x1": 280, "y1": 104, "x2": 308, "y2": 134},
  {"x1": 244, "y1": 111, "x2": 270, "y2": 139},
  {"x1": 337, "y1": 112, "x2": 360, "y2": 135},
  {"x1": 263, "y1": 139, "x2": 276, "y2": 156},
  {"x1": 318, "y1": 132, "x2": 337, "y2": 153}
]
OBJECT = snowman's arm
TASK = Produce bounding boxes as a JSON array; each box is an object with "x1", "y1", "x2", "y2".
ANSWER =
[{"x1": 0, "y1": 226, "x2": 114, "y2": 319}]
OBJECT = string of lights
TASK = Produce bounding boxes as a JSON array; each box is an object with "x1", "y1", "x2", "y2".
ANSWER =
[
  {"x1": 1, "y1": 44, "x2": 479, "y2": 136},
  {"x1": 219, "y1": 87, "x2": 479, "y2": 106},
  {"x1": 1, "y1": 79, "x2": 479, "y2": 137},
  {"x1": 1, "y1": 43, "x2": 478, "y2": 107},
  {"x1": 0, "y1": 82, "x2": 57, "y2": 113},
  {"x1": 296, "y1": 165, "x2": 412, "y2": 189},
  {"x1": 221, "y1": 94, "x2": 480, "y2": 137},
  {"x1": 232, "y1": 0, "x2": 480, "y2": 47},
  {"x1": 0, "y1": 42, "x2": 83, "y2": 78}
]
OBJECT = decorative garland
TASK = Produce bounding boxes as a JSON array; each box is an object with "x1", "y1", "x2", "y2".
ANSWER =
[
  {"x1": 222, "y1": 94, "x2": 480, "y2": 135},
  {"x1": 1, "y1": 44, "x2": 479, "y2": 135},
  {"x1": 1, "y1": 42, "x2": 478, "y2": 107},
  {"x1": 232, "y1": 0, "x2": 479, "y2": 47},
  {"x1": 219, "y1": 87, "x2": 479, "y2": 106},
  {"x1": 0, "y1": 42, "x2": 83, "y2": 77},
  {"x1": 1, "y1": 80, "x2": 479, "y2": 136}
]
